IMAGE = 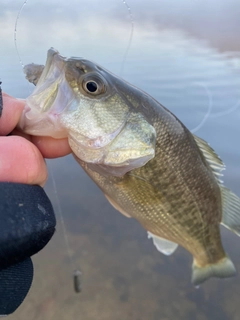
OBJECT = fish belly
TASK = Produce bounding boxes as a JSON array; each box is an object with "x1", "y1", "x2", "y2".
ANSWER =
[{"x1": 77, "y1": 157, "x2": 225, "y2": 263}]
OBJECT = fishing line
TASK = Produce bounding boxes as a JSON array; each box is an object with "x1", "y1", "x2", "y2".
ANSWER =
[
  {"x1": 118, "y1": 2, "x2": 238, "y2": 125},
  {"x1": 120, "y1": 0, "x2": 134, "y2": 76},
  {"x1": 14, "y1": 0, "x2": 33, "y2": 95},
  {"x1": 209, "y1": 99, "x2": 240, "y2": 118},
  {"x1": 14, "y1": 0, "x2": 82, "y2": 293},
  {"x1": 190, "y1": 82, "x2": 213, "y2": 133},
  {"x1": 14, "y1": 0, "x2": 29, "y2": 68},
  {"x1": 49, "y1": 162, "x2": 82, "y2": 293},
  {"x1": 190, "y1": 82, "x2": 240, "y2": 133}
]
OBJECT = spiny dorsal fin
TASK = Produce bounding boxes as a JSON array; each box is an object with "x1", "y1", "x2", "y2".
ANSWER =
[
  {"x1": 220, "y1": 185, "x2": 240, "y2": 236},
  {"x1": 193, "y1": 134, "x2": 225, "y2": 183},
  {"x1": 193, "y1": 135, "x2": 240, "y2": 237}
]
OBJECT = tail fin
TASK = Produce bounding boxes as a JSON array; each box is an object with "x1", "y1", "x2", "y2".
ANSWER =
[{"x1": 192, "y1": 257, "x2": 236, "y2": 286}]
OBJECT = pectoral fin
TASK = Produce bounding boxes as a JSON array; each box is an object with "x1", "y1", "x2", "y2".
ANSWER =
[{"x1": 147, "y1": 232, "x2": 178, "y2": 255}]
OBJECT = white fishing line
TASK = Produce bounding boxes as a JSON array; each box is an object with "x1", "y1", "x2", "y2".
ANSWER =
[
  {"x1": 12, "y1": 0, "x2": 135, "y2": 296},
  {"x1": 49, "y1": 163, "x2": 74, "y2": 269},
  {"x1": 49, "y1": 162, "x2": 82, "y2": 294},
  {"x1": 209, "y1": 99, "x2": 240, "y2": 118},
  {"x1": 190, "y1": 82, "x2": 213, "y2": 133},
  {"x1": 14, "y1": 0, "x2": 82, "y2": 293},
  {"x1": 14, "y1": 0, "x2": 29, "y2": 68},
  {"x1": 190, "y1": 82, "x2": 240, "y2": 133},
  {"x1": 14, "y1": 0, "x2": 33, "y2": 95},
  {"x1": 120, "y1": 0, "x2": 134, "y2": 76}
]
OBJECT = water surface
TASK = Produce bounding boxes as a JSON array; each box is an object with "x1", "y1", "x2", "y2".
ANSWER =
[{"x1": 1, "y1": 1, "x2": 240, "y2": 319}]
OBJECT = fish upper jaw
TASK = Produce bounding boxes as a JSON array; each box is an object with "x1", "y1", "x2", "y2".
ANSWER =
[
  {"x1": 18, "y1": 49, "x2": 75, "y2": 138},
  {"x1": 19, "y1": 76, "x2": 74, "y2": 138},
  {"x1": 20, "y1": 47, "x2": 156, "y2": 176}
]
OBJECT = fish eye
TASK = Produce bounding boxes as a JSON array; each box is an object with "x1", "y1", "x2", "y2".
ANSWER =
[
  {"x1": 82, "y1": 74, "x2": 106, "y2": 96},
  {"x1": 85, "y1": 81, "x2": 98, "y2": 93}
]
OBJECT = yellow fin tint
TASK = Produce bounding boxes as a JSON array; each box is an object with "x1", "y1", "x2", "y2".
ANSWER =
[
  {"x1": 220, "y1": 185, "x2": 240, "y2": 236},
  {"x1": 193, "y1": 134, "x2": 225, "y2": 183},
  {"x1": 147, "y1": 232, "x2": 178, "y2": 256},
  {"x1": 192, "y1": 257, "x2": 236, "y2": 285}
]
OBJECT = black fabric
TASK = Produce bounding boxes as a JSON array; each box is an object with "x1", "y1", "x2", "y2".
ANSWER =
[
  {"x1": 0, "y1": 258, "x2": 33, "y2": 315},
  {"x1": 0, "y1": 89, "x2": 56, "y2": 314},
  {"x1": 0, "y1": 182, "x2": 56, "y2": 314},
  {"x1": 0, "y1": 182, "x2": 56, "y2": 269}
]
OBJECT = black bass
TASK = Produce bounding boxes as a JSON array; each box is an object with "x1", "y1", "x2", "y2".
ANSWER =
[{"x1": 19, "y1": 48, "x2": 240, "y2": 285}]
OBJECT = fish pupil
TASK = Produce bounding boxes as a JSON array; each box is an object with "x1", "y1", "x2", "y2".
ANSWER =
[{"x1": 86, "y1": 81, "x2": 98, "y2": 93}]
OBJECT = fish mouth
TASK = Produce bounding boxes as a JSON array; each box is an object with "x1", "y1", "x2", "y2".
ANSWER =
[
  {"x1": 38, "y1": 48, "x2": 61, "y2": 86},
  {"x1": 19, "y1": 48, "x2": 156, "y2": 177},
  {"x1": 19, "y1": 48, "x2": 76, "y2": 138}
]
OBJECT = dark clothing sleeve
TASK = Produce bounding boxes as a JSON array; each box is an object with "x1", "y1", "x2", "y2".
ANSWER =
[
  {"x1": 0, "y1": 258, "x2": 33, "y2": 315},
  {"x1": 0, "y1": 182, "x2": 56, "y2": 315}
]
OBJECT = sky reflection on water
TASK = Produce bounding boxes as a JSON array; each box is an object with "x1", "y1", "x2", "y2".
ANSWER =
[{"x1": 1, "y1": 0, "x2": 240, "y2": 319}]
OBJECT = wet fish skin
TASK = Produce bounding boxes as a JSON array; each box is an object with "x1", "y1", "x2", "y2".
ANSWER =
[
  {"x1": 76, "y1": 105, "x2": 225, "y2": 268},
  {"x1": 20, "y1": 49, "x2": 156, "y2": 175},
  {"x1": 20, "y1": 48, "x2": 240, "y2": 285}
]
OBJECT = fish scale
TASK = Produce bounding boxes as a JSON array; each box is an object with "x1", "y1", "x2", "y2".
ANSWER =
[
  {"x1": 75, "y1": 86, "x2": 227, "y2": 274},
  {"x1": 19, "y1": 48, "x2": 240, "y2": 285}
]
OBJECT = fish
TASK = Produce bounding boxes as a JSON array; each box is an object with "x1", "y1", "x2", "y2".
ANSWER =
[{"x1": 19, "y1": 48, "x2": 240, "y2": 285}]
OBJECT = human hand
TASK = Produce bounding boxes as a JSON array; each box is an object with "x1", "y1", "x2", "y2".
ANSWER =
[
  {"x1": 0, "y1": 91, "x2": 70, "y2": 314},
  {"x1": 0, "y1": 92, "x2": 71, "y2": 186}
]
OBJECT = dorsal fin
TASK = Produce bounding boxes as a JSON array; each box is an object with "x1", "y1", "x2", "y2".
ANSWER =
[
  {"x1": 193, "y1": 134, "x2": 225, "y2": 184},
  {"x1": 220, "y1": 185, "x2": 240, "y2": 236},
  {"x1": 193, "y1": 135, "x2": 240, "y2": 238}
]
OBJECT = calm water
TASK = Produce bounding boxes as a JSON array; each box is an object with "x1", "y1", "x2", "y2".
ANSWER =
[{"x1": 1, "y1": 0, "x2": 240, "y2": 319}]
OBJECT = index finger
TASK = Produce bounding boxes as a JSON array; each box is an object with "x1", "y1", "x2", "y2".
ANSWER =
[{"x1": 0, "y1": 92, "x2": 25, "y2": 135}]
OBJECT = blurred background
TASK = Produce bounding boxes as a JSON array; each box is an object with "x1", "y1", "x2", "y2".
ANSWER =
[{"x1": 1, "y1": 0, "x2": 240, "y2": 319}]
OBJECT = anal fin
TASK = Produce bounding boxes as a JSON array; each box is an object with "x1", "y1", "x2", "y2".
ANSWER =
[{"x1": 147, "y1": 232, "x2": 178, "y2": 255}]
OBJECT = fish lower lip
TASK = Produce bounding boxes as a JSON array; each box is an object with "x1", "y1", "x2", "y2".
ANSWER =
[{"x1": 68, "y1": 123, "x2": 126, "y2": 150}]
